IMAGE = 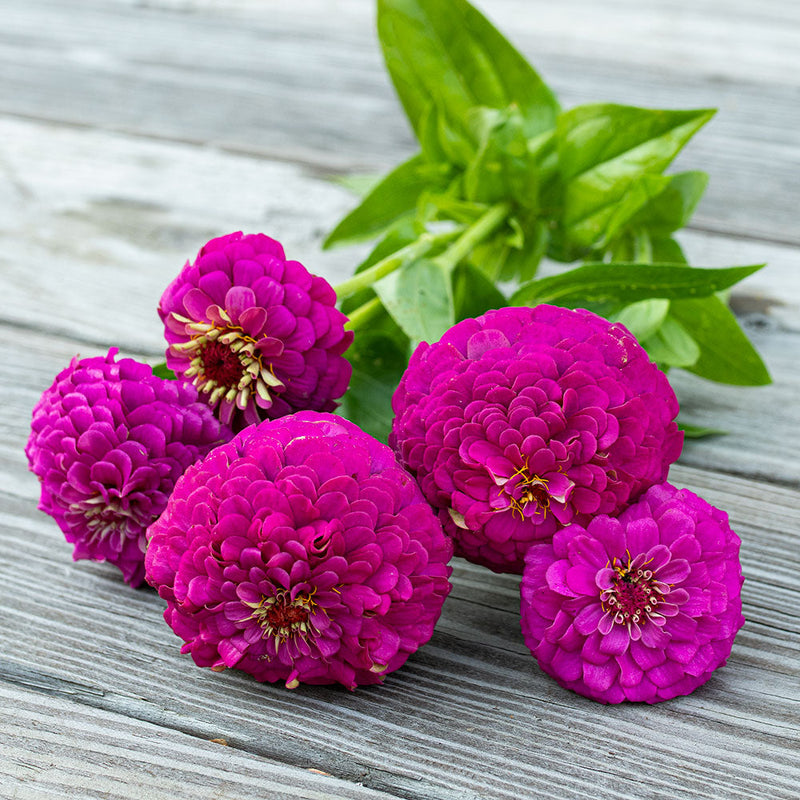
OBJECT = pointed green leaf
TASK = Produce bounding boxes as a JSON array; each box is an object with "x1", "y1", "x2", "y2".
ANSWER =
[
  {"x1": 626, "y1": 171, "x2": 709, "y2": 235},
  {"x1": 670, "y1": 295, "x2": 771, "y2": 385},
  {"x1": 498, "y1": 217, "x2": 548, "y2": 282},
  {"x1": 642, "y1": 316, "x2": 700, "y2": 368},
  {"x1": 598, "y1": 173, "x2": 672, "y2": 246},
  {"x1": 419, "y1": 103, "x2": 476, "y2": 167},
  {"x1": 613, "y1": 298, "x2": 670, "y2": 342},
  {"x1": 649, "y1": 236, "x2": 688, "y2": 265},
  {"x1": 324, "y1": 154, "x2": 450, "y2": 248},
  {"x1": 452, "y1": 262, "x2": 507, "y2": 321},
  {"x1": 464, "y1": 106, "x2": 541, "y2": 209},
  {"x1": 374, "y1": 257, "x2": 455, "y2": 345},
  {"x1": 678, "y1": 420, "x2": 727, "y2": 439},
  {"x1": 378, "y1": 0, "x2": 559, "y2": 141},
  {"x1": 510, "y1": 262, "x2": 764, "y2": 307},
  {"x1": 334, "y1": 173, "x2": 384, "y2": 198},
  {"x1": 152, "y1": 362, "x2": 177, "y2": 380},
  {"x1": 556, "y1": 104, "x2": 714, "y2": 248}
]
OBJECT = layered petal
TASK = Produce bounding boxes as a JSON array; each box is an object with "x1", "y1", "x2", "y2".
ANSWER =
[
  {"x1": 145, "y1": 412, "x2": 453, "y2": 690},
  {"x1": 26, "y1": 349, "x2": 232, "y2": 586},
  {"x1": 391, "y1": 305, "x2": 683, "y2": 572},
  {"x1": 520, "y1": 483, "x2": 745, "y2": 703}
]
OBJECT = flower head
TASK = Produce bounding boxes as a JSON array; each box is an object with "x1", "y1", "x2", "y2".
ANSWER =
[
  {"x1": 159, "y1": 232, "x2": 353, "y2": 431},
  {"x1": 145, "y1": 412, "x2": 453, "y2": 689},
  {"x1": 390, "y1": 305, "x2": 683, "y2": 573},
  {"x1": 26, "y1": 349, "x2": 232, "y2": 586},
  {"x1": 520, "y1": 483, "x2": 745, "y2": 703}
]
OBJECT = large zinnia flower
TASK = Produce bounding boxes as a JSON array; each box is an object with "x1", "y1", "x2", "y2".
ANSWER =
[
  {"x1": 26, "y1": 349, "x2": 232, "y2": 586},
  {"x1": 390, "y1": 305, "x2": 683, "y2": 573},
  {"x1": 145, "y1": 412, "x2": 453, "y2": 689},
  {"x1": 159, "y1": 232, "x2": 353, "y2": 431},
  {"x1": 520, "y1": 483, "x2": 745, "y2": 703}
]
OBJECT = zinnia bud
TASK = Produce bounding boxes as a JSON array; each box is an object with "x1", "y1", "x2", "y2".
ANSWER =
[
  {"x1": 520, "y1": 483, "x2": 745, "y2": 703},
  {"x1": 390, "y1": 305, "x2": 683, "y2": 573},
  {"x1": 145, "y1": 412, "x2": 453, "y2": 690},
  {"x1": 159, "y1": 232, "x2": 353, "y2": 431},
  {"x1": 26, "y1": 348, "x2": 232, "y2": 586}
]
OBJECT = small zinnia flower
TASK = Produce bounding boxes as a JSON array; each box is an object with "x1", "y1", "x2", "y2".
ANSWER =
[
  {"x1": 390, "y1": 305, "x2": 683, "y2": 573},
  {"x1": 26, "y1": 349, "x2": 232, "y2": 586},
  {"x1": 159, "y1": 232, "x2": 353, "y2": 431},
  {"x1": 520, "y1": 483, "x2": 745, "y2": 703},
  {"x1": 145, "y1": 412, "x2": 453, "y2": 690}
]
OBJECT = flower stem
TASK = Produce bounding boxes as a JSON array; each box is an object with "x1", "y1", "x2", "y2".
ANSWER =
[
  {"x1": 344, "y1": 296, "x2": 383, "y2": 331},
  {"x1": 334, "y1": 229, "x2": 459, "y2": 298},
  {"x1": 434, "y1": 202, "x2": 511, "y2": 272}
]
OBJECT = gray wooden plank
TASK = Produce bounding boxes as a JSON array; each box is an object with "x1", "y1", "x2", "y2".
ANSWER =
[
  {"x1": 0, "y1": 686, "x2": 406, "y2": 800},
  {"x1": 2, "y1": 319, "x2": 799, "y2": 799},
  {"x1": 1, "y1": 455, "x2": 798, "y2": 800},
  {"x1": 1, "y1": 114, "x2": 797, "y2": 485},
  {"x1": 2, "y1": 3, "x2": 799, "y2": 797},
  {"x1": 1, "y1": 0, "x2": 799, "y2": 243},
  {"x1": 2, "y1": 114, "x2": 797, "y2": 349}
]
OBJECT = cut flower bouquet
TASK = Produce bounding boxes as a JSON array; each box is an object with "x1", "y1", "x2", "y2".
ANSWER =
[{"x1": 26, "y1": 0, "x2": 753, "y2": 704}]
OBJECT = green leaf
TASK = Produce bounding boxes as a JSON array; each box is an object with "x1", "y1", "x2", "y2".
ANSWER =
[
  {"x1": 625, "y1": 171, "x2": 708, "y2": 235},
  {"x1": 498, "y1": 217, "x2": 548, "y2": 282},
  {"x1": 649, "y1": 236, "x2": 688, "y2": 265},
  {"x1": 613, "y1": 298, "x2": 670, "y2": 342},
  {"x1": 678, "y1": 420, "x2": 727, "y2": 439},
  {"x1": 466, "y1": 235, "x2": 510, "y2": 282},
  {"x1": 377, "y1": 0, "x2": 559, "y2": 141},
  {"x1": 152, "y1": 362, "x2": 176, "y2": 380},
  {"x1": 463, "y1": 106, "x2": 541, "y2": 210},
  {"x1": 600, "y1": 173, "x2": 672, "y2": 246},
  {"x1": 670, "y1": 295, "x2": 771, "y2": 385},
  {"x1": 452, "y1": 262, "x2": 507, "y2": 321},
  {"x1": 333, "y1": 173, "x2": 384, "y2": 198},
  {"x1": 419, "y1": 103, "x2": 476, "y2": 167},
  {"x1": 337, "y1": 330, "x2": 409, "y2": 443},
  {"x1": 556, "y1": 104, "x2": 714, "y2": 249},
  {"x1": 374, "y1": 257, "x2": 455, "y2": 345},
  {"x1": 604, "y1": 231, "x2": 688, "y2": 265},
  {"x1": 642, "y1": 316, "x2": 700, "y2": 368},
  {"x1": 511, "y1": 262, "x2": 764, "y2": 307},
  {"x1": 324, "y1": 154, "x2": 450, "y2": 248}
]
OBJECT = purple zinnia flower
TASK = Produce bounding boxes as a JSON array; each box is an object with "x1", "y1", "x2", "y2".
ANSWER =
[
  {"x1": 26, "y1": 349, "x2": 232, "y2": 586},
  {"x1": 159, "y1": 232, "x2": 353, "y2": 431},
  {"x1": 145, "y1": 412, "x2": 453, "y2": 690},
  {"x1": 520, "y1": 483, "x2": 745, "y2": 703},
  {"x1": 390, "y1": 305, "x2": 683, "y2": 573}
]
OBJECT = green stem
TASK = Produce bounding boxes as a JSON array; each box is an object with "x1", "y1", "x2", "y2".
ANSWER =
[
  {"x1": 434, "y1": 202, "x2": 511, "y2": 272},
  {"x1": 333, "y1": 229, "x2": 458, "y2": 298},
  {"x1": 344, "y1": 296, "x2": 383, "y2": 331}
]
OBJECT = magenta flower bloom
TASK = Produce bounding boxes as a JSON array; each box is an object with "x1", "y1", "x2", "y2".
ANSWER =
[
  {"x1": 145, "y1": 412, "x2": 453, "y2": 690},
  {"x1": 520, "y1": 483, "x2": 745, "y2": 703},
  {"x1": 390, "y1": 305, "x2": 683, "y2": 573},
  {"x1": 26, "y1": 349, "x2": 232, "y2": 587},
  {"x1": 159, "y1": 232, "x2": 353, "y2": 431}
]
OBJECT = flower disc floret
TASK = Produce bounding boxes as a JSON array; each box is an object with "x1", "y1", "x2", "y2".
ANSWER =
[
  {"x1": 390, "y1": 305, "x2": 683, "y2": 573},
  {"x1": 520, "y1": 483, "x2": 745, "y2": 703},
  {"x1": 26, "y1": 349, "x2": 232, "y2": 586},
  {"x1": 145, "y1": 412, "x2": 453, "y2": 690},
  {"x1": 159, "y1": 232, "x2": 354, "y2": 431}
]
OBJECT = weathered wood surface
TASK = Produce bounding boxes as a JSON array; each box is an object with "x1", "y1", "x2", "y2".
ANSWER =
[{"x1": 1, "y1": 1, "x2": 798, "y2": 798}]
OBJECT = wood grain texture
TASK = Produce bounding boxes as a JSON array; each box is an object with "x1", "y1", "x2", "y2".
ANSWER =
[
  {"x1": 2, "y1": 443, "x2": 798, "y2": 799},
  {"x1": 1, "y1": 0, "x2": 799, "y2": 243},
  {"x1": 0, "y1": 686, "x2": 405, "y2": 800},
  {"x1": 1, "y1": 1, "x2": 799, "y2": 798}
]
